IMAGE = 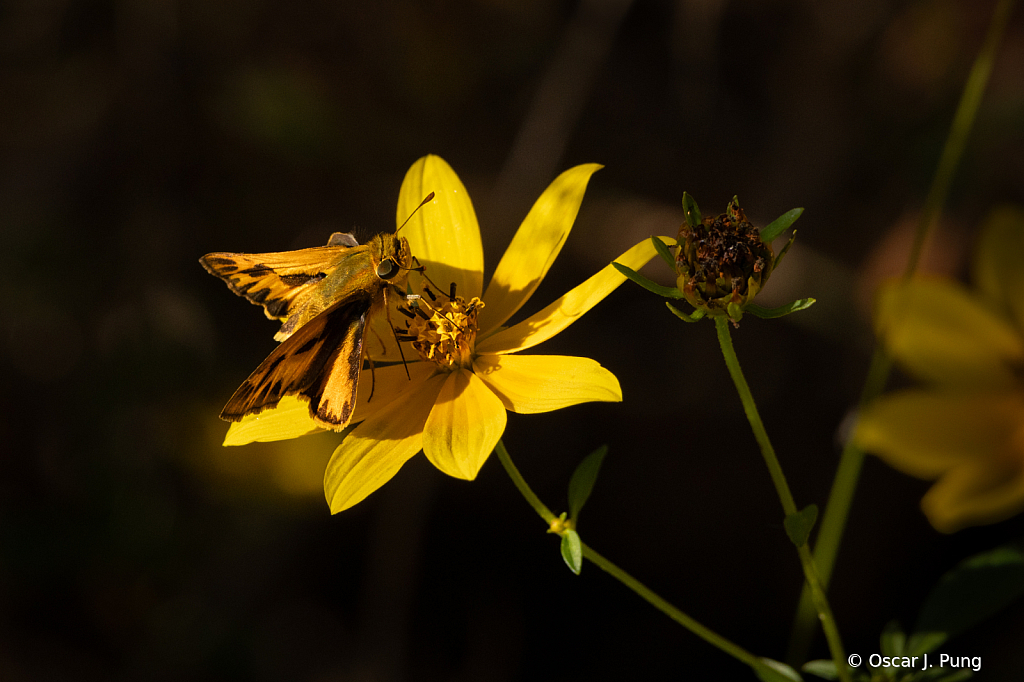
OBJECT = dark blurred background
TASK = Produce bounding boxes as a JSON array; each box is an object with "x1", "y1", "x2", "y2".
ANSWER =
[{"x1": 2, "y1": 0, "x2": 1023, "y2": 680}]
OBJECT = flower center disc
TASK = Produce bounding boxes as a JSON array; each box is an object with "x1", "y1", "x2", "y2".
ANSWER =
[{"x1": 402, "y1": 290, "x2": 483, "y2": 370}]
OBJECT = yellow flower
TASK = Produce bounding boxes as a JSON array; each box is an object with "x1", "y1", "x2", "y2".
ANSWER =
[
  {"x1": 223, "y1": 155, "x2": 665, "y2": 512},
  {"x1": 854, "y1": 207, "x2": 1024, "y2": 532}
]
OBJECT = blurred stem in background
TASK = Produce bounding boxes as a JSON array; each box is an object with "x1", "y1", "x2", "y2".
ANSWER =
[
  {"x1": 787, "y1": 0, "x2": 1019, "y2": 665},
  {"x1": 495, "y1": 0, "x2": 633, "y2": 218}
]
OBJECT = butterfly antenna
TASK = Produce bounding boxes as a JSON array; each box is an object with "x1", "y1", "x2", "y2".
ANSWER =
[{"x1": 396, "y1": 192, "x2": 435, "y2": 234}]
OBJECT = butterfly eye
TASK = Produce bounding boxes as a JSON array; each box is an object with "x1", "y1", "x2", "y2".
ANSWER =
[{"x1": 376, "y1": 259, "x2": 398, "y2": 279}]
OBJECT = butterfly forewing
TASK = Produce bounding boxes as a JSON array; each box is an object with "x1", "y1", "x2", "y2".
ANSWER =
[{"x1": 199, "y1": 239, "x2": 362, "y2": 324}]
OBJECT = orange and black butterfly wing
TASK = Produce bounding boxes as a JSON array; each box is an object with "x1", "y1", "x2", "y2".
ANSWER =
[
  {"x1": 200, "y1": 241, "x2": 357, "y2": 321},
  {"x1": 220, "y1": 293, "x2": 371, "y2": 430}
]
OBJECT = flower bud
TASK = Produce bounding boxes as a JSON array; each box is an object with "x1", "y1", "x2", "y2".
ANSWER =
[{"x1": 675, "y1": 196, "x2": 774, "y2": 319}]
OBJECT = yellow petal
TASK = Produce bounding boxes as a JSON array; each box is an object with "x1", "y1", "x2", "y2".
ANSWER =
[
  {"x1": 397, "y1": 155, "x2": 484, "y2": 299},
  {"x1": 875, "y1": 278, "x2": 1024, "y2": 389},
  {"x1": 922, "y1": 459, "x2": 1024, "y2": 533},
  {"x1": 222, "y1": 361, "x2": 434, "y2": 446},
  {"x1": 474, "y1": 354, "x2": 621, "y2": 414},
  {"x1": 349, "y1": 361, "x2": 436, "y2": 425},
  {"x1": 855, "y1": 390, "x2": 1024, "y2": 479},
  {"x1": 972, "y1": 205, "x2": 1024, "y2": 333},
  {"x1": 478, "y1": 164, "x2": 602, "y2": 334},
  {"x1": 422, "y1": 369, "x2": 506, "y2": 480},
  {"x1": 223, "y1": 395, "x2": 322, "y2": 446},
  {"x1": 324, "y1": 372, "x2": 446, "y2": 513},
  {"x1": 477, "y1": 237, "x2": 670, "y2": 354}
]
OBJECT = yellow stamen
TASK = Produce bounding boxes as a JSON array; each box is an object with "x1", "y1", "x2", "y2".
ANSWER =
[{"x1": 403, "y1": 288, "x2": 483, "y2": 370}]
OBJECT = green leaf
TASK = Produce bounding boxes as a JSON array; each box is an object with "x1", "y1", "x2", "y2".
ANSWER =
[
  {"x1": 665, "y1": 301, "x2": 705, "y2": 322},
  {"x1": 612, "y1": 262, "x2": 686, "y2": 299},
  {"x1": 911, "y1": 542, "x2": 1024, "y2": 651},
  {"x1": 774, "y1": 231, "x2": 798, "y2": 268},
  {"x1": 560, "y1": 530, "x2": 582, "y2": 575},
  {"x1": 880, "y1": 619, "x2": 906, "y2": 657},
  {"x1": 783, "y1": 504, "x2": 818, "y2": 547},
  {"x1": 745, "y1": 298, "x2": 816, "y2": 319},
  {"x1": 755, "y1": 658, "x2": 803, "y2": 682},
  {"x1": 568, "y1": 445, "x2": 608, "y2": 522},
  {"x1": 682, "y1": 192, "x2": 702, "y2": 228},
  {"x1": 651, "y1": 236, "x2": 676, "y2": 269},
  {"x1": 761, "y1": 207, "x2": 804, "y2": 243},
  {"x1": 801, "y1": 660, "x2": 838, "y2": 680}
]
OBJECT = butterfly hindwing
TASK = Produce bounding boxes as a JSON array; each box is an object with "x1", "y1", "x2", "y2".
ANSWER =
[{"x1": 220, "y1": 294, "x2": 371, "y2": 429}]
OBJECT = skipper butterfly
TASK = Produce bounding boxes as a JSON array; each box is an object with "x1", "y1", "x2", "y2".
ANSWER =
[{"x1": 200, "y1": 194, "x2": 431, "y2": 431}]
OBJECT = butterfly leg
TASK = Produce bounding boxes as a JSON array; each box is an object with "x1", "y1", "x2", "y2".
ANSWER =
[
  {"x1": 385, "y1": 285, "x2": 414, "y2": 380},
  {"x1": 363, "y1": 344, "x2": 378, "y2": 403}
]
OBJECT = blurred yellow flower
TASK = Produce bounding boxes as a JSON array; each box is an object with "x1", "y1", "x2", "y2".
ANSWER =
[
  {"x1": 224, "y1": 155, "x2": 665, "y2": 512},
  {"x1": 855, "y1": 207, "x2": 1024, "y2": 532}
]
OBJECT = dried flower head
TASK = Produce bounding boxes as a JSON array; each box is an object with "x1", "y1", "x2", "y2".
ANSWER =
[{"x1": 674, "y1": 196, "x2": 776, "y2": 319}]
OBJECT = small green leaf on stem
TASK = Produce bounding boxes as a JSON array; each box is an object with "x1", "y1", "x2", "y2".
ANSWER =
[
  {"x1": 761, "y1": 208, "x2": 804, "y2": 243},
  {"x1": 568, "y1": 445, "x2": 608, "y2": 522},
  {"x1": 801, "y1": 660, "x2": 839, "y2": 680},
  {"x1": 560, "y1": 530, "x2": 583, "y2": 575},
  {"x1": 726, "y1": 302, "x2": 744, "y2": 322},
  {"x1": 774, "y1": 231, "x2": 798, "y2": 269},
  {"x1": 665, "y1": 301, "x2": 705, "y2": 322},
  {"x1": 755, "y1": 657, "x2": 803, "y2": 682},
  {"x1": 683, "y1": 192, "x2": 703, "y2": 228},
  {"x1": 745, "y1": 298, "x2": 816, "y2": 319},
  {"x1": 651, "y1": 236, "x2": 676, "y2": 269},
  {"x1": 612, "y1": 262, "x2": 686, "y2": 298},
  {"x1": 784, "y1": 504, "x2": 819, "y2": 547}
]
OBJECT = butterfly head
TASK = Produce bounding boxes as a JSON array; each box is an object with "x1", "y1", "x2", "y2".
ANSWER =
[{"x1": 374, "y1": 234, "x2": 413, "y2": 283}]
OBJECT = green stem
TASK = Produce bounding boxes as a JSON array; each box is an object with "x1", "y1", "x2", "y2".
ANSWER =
[
  {"x1": 787, "y1": 350, "x2": 892, "y2": 659},
  {"x1": 714, "y1": 316, "x2": 851, "y2": 682},
  {"x1": 715, "y1": 316, "x2": 797, "y2": 514},
  {"x1": 580, "y1": 541, "x2": 766, "y2": 670},
  {"x1": 494, "y1": 441, "x2": 773, "y2": 676},
  {"x1": 495, "y1": 440, "x2": 556, "y2": 523},
  {"x1": 787, "y1": 0, "x2": 1017, "y2": 664}
]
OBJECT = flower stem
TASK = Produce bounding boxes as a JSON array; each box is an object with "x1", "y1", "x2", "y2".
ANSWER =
[
  {"x1": 714, "y1": 316, "x2": 795, "y2": 513},
  {"x1": 494, "y1": 440, "x2": 775, "y2": 676},
  {"x1": 580, "y1": 541, "x2": 767, "y2": 670},
  {"x1": 714, "y1": 316, "x2": 851, "y2": 682},
  {"x1": 786, "y1": 0, "x2": 1018, "y2": 664},
  {"x1": 495, "y1": 440, "x2": 556, "y2": 523}
]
